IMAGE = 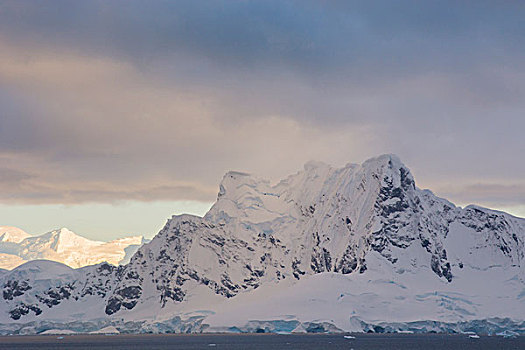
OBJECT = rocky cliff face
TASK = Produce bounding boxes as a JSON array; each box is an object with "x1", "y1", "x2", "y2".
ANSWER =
[{"x1": 1, "y1": 155, "x2": 524, "y2": 333}]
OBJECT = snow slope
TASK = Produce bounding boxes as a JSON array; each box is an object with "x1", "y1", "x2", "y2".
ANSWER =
[
  {"x1": 0, "y1": 155, "x2": 523, "y2": 334},
  {"x1": 0, "y1": 228, "x2": 145, "y2": 269},
  {"x1": 0, "y1": 227, "x2": 31, "y2": 244}
]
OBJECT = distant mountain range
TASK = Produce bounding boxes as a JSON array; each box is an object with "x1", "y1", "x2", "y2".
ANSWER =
[
  {"x1": 0, "y1": 226, "x2": 145, "y2": 269},
  {"x1": 0, "y1": 155, "x2": 523, "y2": 335}
]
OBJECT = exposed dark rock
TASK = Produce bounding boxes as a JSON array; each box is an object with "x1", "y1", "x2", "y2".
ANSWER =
[{"x1": 3, "y1": 280, "x2": 32, "y2": 301}]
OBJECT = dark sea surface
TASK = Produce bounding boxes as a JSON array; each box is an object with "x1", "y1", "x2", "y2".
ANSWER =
[{"x1": 0, "y1": 334, "x2": 523, "y2": 350}]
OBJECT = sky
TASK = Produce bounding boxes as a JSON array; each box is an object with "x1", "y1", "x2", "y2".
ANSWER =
[{"x1": 0, "y1": 1, "x2": 524, "y2": 240}]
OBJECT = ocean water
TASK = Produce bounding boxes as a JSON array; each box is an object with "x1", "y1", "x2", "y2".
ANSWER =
[{"x1": 0, "y1": 334, "x2": 523, "y2": 350}]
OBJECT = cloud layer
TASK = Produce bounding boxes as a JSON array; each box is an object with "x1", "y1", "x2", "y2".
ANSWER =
[{"x1": 0, "y1": 1, "x2": 524, "y2": 213}]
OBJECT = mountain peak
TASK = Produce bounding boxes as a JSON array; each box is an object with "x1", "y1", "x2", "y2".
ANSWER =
[
  {"x1": 53, "y1": 227, "x2": 76, "y2": 237},
  {"x1": 365, "y1": 153, "x2": 402, "y2": 164},
  {"x1": 0, "y1": 226, "x2": 31, "y2": 243},
  {"x1": 34, "y1": 228, "x2": 102, "y2": 254},
  {"x1": 216, "y1": 170, "x2": 268, "y2": 201},
  {"x1": 361, "y1": 154, "x2": 415, "y2": 191},
  {"x1": 360, "y1": 154, "x2": 406, "y2": 173}
]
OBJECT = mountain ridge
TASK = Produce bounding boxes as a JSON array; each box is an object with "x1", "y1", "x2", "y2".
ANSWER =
[
  {"x1": 0, "y1": 154, "x2": 523, "y2": 334},
  {"x1": 0, "y1": 227, "x2": 145, "y2": 270}
]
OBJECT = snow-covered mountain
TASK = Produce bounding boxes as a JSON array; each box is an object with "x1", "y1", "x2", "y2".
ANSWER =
[
  {"x1": 0, "y1": 227, "x2": 32, "y2": 270},
  {"x1": 0, "y1": 227, "x2": 31, "y2": 244},
  {"x1": 0, "y1": 227, "x2": 145, "y2": 270},
  {"x1": 1, "y1": 155, "x2": 524, "y2": 335}
]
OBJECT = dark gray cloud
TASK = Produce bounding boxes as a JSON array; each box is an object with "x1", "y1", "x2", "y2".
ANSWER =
[
  {"x1": 0, "y1": 0, "x2": 524, "y2": 212},
  {"x1": 2, "y1": 1, "x2": 524, "y2": 76}
]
